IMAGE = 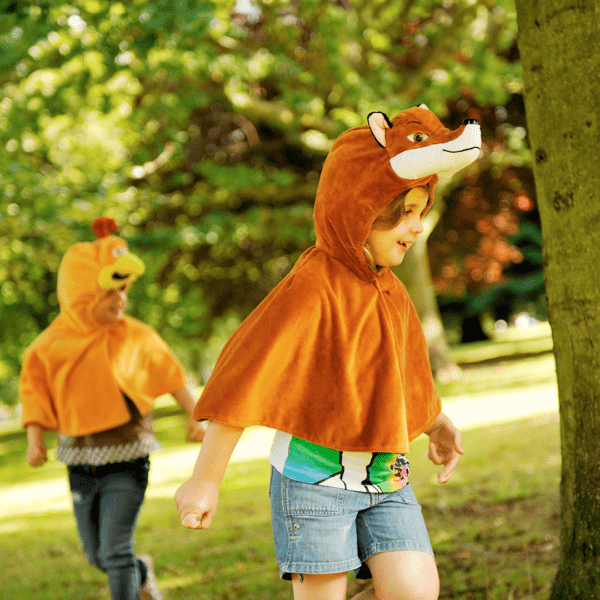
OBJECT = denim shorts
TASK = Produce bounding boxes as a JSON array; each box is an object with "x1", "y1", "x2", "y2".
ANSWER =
[{"x1": 269, "y1": 466, "x2": 433, "y2": 580}]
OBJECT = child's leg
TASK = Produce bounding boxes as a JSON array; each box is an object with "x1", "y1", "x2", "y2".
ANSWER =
[
  {"x1": 349, "y1": 551, "x2": 439, "y2": 600},
  {"x1": 68, "y1": 465, "x2": 101, "y2": 568},
  {"x1": 291, "y1": 572, "x2": 348, "y2": 600},
  {"x1": 354, "y1": 483, "x2": 439, "y2": 600},
  {"x1": 96, "y1": 458, "x2": 149, "y2": 600}
]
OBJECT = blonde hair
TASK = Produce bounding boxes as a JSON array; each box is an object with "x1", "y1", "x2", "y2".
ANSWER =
[
  {"x1": 363, "y1": 244, "x2": 378, "y2": 273},
  {"x1": 363, "y1": 186, "x2": 430, "y2": 273}
]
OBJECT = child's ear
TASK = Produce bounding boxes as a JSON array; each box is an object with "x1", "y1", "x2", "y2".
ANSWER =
[{"x1": 368, "y1": 112, "x2": 392, "y2": 148}]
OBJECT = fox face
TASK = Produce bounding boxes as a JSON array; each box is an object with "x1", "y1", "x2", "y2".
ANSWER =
[{"x1": 368, "y1": 104, "x2": 481, "y2": 181}]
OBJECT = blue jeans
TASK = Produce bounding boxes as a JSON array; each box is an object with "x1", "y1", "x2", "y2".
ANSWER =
[{"x1": 68, "y1": 458, "x2": 149, "y2": 600}]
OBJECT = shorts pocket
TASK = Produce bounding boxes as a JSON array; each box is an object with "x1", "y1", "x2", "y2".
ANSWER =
[
  {"x1": 282, "y1": 475, "x2": 344, "y2": 516},
  {"x1": 391, "y1": 482, "x2": 420, "y2": 506}
]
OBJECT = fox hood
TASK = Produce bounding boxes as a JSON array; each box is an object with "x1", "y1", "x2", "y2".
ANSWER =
[
  {"x1": 20, "y1": 218, "x2": 186, "y2": 437},
  {"x1": 193, "y1": 106, "x2": 481, "y2": 452}
]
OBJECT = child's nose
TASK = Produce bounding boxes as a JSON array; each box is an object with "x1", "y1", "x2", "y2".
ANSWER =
[
  {"x1": 115, "y1": 290, "x2": 128, "y2": 304},
  {"x1": 412, "y1": 218, "x2": 424, "y2": 235}
]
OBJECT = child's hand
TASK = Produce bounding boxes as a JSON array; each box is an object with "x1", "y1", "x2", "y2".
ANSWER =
[
  {"x1": 26, "y1": 424, "x2": 48, "y2": 467},
  {"x1": 27, "y1": 439, "x2": 48, "y2": 467},
  {"x1": 425, "y1": 413, "x2": 463, "y2": 483},
  {"x1": 175, "y1": 478, "x2": 219, "y2": 530},
  {"x1": 185, "y1": 419, "x2": 209, "y2": 443}
]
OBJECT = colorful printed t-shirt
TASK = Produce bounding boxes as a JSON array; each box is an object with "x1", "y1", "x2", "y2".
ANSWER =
[{"x1": 269, "y1": 430, "x2": 410, "y2": 493}]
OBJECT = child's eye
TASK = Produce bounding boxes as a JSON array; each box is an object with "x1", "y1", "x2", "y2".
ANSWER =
[{"x1": 407, "y1": 133, "x2": 428, "y2": 142}]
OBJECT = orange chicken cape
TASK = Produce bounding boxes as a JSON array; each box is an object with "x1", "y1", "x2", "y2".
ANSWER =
[
  {"x1": 194, "y1": 105, "x2": 481, "y2": 452},
  {"x1": 20, "y1": 218, "x2": 186, "y2": 436}
]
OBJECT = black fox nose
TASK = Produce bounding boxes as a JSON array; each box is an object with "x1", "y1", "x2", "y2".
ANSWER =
[{"x1": 463, "y1": 118, "x2": 478, "y2": 125}]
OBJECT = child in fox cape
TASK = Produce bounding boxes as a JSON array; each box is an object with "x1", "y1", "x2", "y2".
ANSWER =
[
  {"x1": 21, "y1": 218, "x2": 207, "y2": 600},
  {"x1": 176, "y1": 105, "x2": 481, "y2": 600}
]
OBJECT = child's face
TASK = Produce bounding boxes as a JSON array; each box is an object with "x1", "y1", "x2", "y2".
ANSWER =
[
  {"x1": 92, "y1": 286, "x2": 128, "y2": 326},
  {"x1": 366, "y1": 187, "x2": 429, "y2": 268}
]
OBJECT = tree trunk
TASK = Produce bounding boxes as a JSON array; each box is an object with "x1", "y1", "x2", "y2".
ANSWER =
[
  {"x1": 459, "y1": 313, "x2": 489, "y2": 344},
  {"x1": 515, "y1": 1, "x2": 600, "y2": 597},
  {"x1": 393, "y1": 202, "x2": 462, "y2": 383}
]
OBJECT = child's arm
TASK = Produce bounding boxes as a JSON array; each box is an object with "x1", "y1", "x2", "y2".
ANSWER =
[
  {"x1": 170, "y1": 385, "x2": 209, "y2": 442},
  {"x1": 26, "y1": 423, "x2": 48, "y2": 467},
  {"x1": 175, "y1": 420, "x2": 244, "y2": 530},
  {"x1": 425, "y1": 412, "x2": 463, "y2": 484}
]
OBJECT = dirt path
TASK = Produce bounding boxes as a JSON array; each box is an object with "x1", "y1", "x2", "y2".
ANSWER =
[{"x1": 0, "y1": 383, "x2": 558, "y2": 520}]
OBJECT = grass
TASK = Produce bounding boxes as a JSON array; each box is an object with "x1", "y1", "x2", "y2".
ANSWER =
[
  {"x1": 0, "y1": 415, "x2": 560, "y2": 599},
  {"x1": 0, "y1": 325, "x2": 560, "y2": 599},
  {"x1": 437, "y1": 322, "x2": 556, "y2": 398},
  {"x1": 419, "y1": 414, "x2": 560, "y2": 599},
  {"x1": 438, "y1": 352, "x2": 556, "y2": 399}
]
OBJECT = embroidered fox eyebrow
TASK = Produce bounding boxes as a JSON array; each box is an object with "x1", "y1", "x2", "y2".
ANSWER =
[{"x1": 406, "y1": 121, "x2": 422, "y2": 125}]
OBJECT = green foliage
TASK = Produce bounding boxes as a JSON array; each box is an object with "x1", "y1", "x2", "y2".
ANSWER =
[{"x1": 0, "y1": 0, "x2": 524, "y2": 401}]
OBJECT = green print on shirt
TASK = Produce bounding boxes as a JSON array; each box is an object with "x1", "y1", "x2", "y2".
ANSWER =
[{"x1": 280, "y1": 436, "x2": 410, "y2": 493}]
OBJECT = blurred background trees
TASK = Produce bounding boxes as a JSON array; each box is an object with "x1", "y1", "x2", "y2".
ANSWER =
[{"x1": 0, "y1": 0, "x2": 544, "y2": 403}]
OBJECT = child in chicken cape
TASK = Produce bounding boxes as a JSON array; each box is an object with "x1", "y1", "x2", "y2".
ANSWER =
[
  {"x1": 20, "y1": 217, "x2": 207, "y2": 600},
  {"x1": 176, "y1": 105, "x2": 481, "y2": 599}
]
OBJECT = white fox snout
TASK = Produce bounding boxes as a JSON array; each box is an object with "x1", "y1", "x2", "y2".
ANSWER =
[{"x1": 390, "y1": 122, "x2": 482, "y2": 181}]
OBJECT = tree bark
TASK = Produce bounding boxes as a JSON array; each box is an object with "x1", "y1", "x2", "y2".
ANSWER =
[
  {"x1": 515, "y1": 1, "x2": 600, "y2": 597},
  {"x1": 393, "y1": 201, "x2": 461, "y2": 383}
]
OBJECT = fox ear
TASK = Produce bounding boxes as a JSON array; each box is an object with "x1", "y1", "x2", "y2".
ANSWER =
[
  {"x1": 417, "y1": 103, "x2": 429, "y2": 110},
  {"x1": 368, "y1": 112, "x2": 392, "y2": 148}
]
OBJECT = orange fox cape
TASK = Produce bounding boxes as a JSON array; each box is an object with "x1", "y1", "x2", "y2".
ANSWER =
[
  {"x1": 193, "y1": 106, "x2": 481, "y2": 452},
  {"x1": 20, "y1": 218, "x2": 186, "y2": 437}
]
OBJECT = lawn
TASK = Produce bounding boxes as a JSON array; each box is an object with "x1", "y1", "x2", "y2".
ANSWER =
[{"x1": 0, "y1": 325, "x2": 560, "y2": 599}]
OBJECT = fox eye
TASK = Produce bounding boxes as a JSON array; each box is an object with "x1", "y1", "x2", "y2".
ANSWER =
[{"x1": 407, "y1": 133, "x2": 428, "y2": 143}]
